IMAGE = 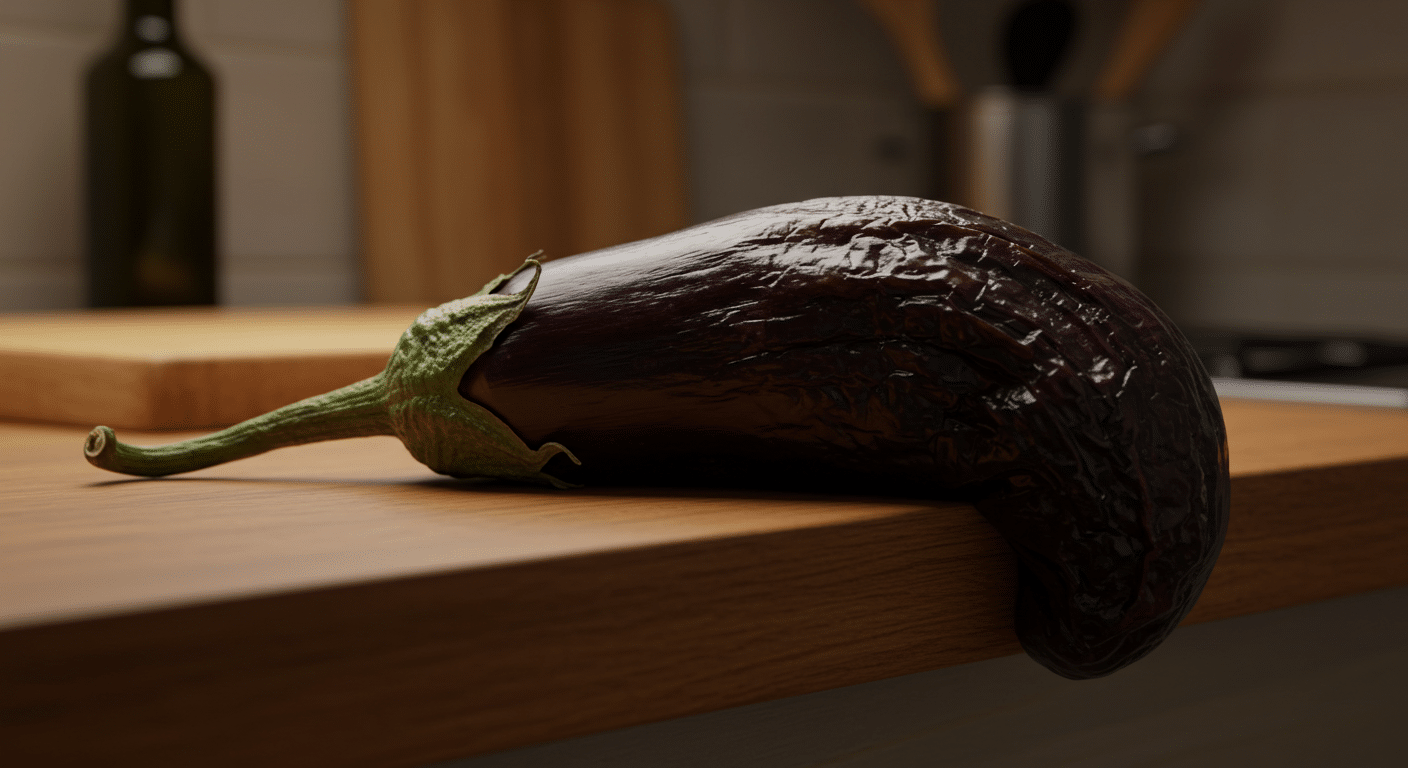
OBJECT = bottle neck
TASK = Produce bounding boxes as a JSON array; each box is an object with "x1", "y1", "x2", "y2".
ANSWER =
[
  {"x1": 123, "y1": 0, "x2": 177, "y2": 45},
  {"x1": 125, "y1": 0, "x2": 174, "y2": 20}
]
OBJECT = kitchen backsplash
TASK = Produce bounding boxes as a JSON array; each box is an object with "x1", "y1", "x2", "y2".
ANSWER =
[
  {"x1": 665, "y1": 0, "x2": 928, "y2": 223},
  {"x1": 1, "y1": 0, "x2": 1404, "y2": 338},
  {"x1": 0, "y1": 0, "x2": 356, "y2": 309},
  {"x1": 1136, "y1": 0, "x2": 1408, "y2": 337}
]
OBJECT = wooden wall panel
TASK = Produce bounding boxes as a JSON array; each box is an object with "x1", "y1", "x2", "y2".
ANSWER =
[
  {"x1": 346, "y1": 1, "x2": 426, "y2": 301},
  {"x1": 618, "y1": 0, "x2": 692, "y2": 242},
  {"x1": 348, "y1": 0, "x2": 690, "y2": 304}
]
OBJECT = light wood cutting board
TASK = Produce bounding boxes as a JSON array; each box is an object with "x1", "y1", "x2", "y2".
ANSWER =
[{"x1": 0, "y1": 307, "x2": 424, "y2": 430}]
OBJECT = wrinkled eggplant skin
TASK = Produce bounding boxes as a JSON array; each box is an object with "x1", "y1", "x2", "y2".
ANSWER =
[{"x1": 461, "y1": 196, "x2": 1230, "y2": 679}]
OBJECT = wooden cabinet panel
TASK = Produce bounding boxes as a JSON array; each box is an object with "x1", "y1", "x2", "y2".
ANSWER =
[{"x1": 347, "y1": 0, "x2": 690, "y2": 303}]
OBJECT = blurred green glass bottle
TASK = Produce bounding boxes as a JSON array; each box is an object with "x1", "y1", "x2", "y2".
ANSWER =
[{"x1": 85, "y1": 0, "x2": 216, "y2": 306}]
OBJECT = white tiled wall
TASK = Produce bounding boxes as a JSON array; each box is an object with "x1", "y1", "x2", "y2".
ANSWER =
[
  {"x1": 0, "y1": 0, "x2": 356, "y2": 309},
  {"x1": 666, "y1": 0, "x2": 929, "y2": 223},
  {"x1": 5, "y1": 0, "x2": 1406, "y2": 336},
  {"x1": 1136, "y1": 0, "x2": 1408, "y2": 337}
]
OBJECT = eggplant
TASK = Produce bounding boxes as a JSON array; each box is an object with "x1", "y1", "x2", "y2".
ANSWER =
[{"x1": 85, "y1": 196, "x2": 1229, "y2": 679}]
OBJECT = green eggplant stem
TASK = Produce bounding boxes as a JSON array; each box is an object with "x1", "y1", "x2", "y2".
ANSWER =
[
  {"x1": 84, "y1": 258, "x2": 580, "y2": 487},
  {"x1": 84, "y1": 375, "x2": 393, "y2": 476}
]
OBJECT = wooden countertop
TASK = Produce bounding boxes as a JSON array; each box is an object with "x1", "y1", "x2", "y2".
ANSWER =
[{"x1": 3, "y1": 399, "x2": 1407, "y2": 766}]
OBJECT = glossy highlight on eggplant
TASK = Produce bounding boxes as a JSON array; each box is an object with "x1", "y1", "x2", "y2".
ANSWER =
[{"x1": 462, "y1": 196, "x2": 1230, "y2": 679}]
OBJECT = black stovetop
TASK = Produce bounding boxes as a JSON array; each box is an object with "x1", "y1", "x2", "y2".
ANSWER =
[{"x1": 1184, "y1": 330, "x2": 1408, "y2": 389}]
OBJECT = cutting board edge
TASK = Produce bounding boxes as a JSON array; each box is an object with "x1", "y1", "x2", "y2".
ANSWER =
[{"x1": 0, "y1": 349, "x2": 393, "y2": 430}]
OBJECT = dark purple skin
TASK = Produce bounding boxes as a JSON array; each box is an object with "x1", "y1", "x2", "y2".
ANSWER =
[{"x1": 461, "y1": 196, "x2": 1230, "y2": 679}]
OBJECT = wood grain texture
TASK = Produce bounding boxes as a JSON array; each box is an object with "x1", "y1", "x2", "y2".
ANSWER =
[
  {"x1": 346, "y1": 1, "x2": 428, "y2": 302},
  {"x1": 439, "y1": 585, "x2": 1408, "y2": 768},
  {"x1": 1187, "y1": 458, "x2": 1408, "y2": 625},
  {"x1": 1183, "y1": 399, "x2": 1408, "y2": 624},
  {"x1": 347, "y1": 0, "x2": 689, "y2": 304},
  {"x1": 0, "y1": 423, "x2": 1013, "y2": 766},
  {"x1": 0, "y1": 307, "x2": 421, "y2": 429},
  {"x1": 1, "y1": 398, "x2": 1406, "y2": 765},
  {"x1": 1221, "y1": 398, "x2": 1408, "y2": 476}
]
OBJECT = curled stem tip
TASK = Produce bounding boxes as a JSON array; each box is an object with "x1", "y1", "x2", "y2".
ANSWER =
[{"x1": 82, "y1": 375, "x2": 394, "y2": 477}]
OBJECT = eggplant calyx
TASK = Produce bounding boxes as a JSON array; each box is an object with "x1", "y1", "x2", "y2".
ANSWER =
[
  {"x1": 83, "y1": 257, "x2": 578, "y2": 485},
  {"x1": 382, "y1": 258, "x2": 581, "y2": 488}
]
